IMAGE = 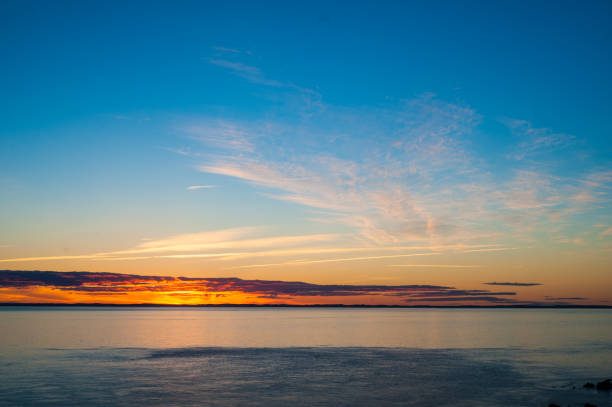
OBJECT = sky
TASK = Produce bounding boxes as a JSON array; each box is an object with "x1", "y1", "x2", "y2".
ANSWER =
[{"x1": 0, "y1": 0, "x2": 611, "y2": 305}]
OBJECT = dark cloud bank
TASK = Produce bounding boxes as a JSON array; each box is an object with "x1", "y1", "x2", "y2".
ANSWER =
[
  {"x1": 483, "y1": 282, "x2": 542, "y2": 287},
  {"x1": 0, "y1": 270, "x2": 581, "y2": 306}
]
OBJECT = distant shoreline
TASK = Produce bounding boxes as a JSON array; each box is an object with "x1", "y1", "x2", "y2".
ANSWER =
[{"x1": 1, "y1": 303, "x2": 610, "y2": 309}]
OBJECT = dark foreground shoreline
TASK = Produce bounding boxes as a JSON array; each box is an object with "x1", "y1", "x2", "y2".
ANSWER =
[{"x1": 1, "y1": 302, "x2": 611, "y2": 308}]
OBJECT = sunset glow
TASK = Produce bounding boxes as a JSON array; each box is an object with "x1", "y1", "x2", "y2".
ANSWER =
[
  {"x1": 0, "y1": 270, "x2": 592, "y2": 306},
  {"x1": 0, "y1": 1, "x2": 610, "y2": 306}
]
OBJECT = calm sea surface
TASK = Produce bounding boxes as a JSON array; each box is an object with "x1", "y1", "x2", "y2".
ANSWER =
[{"x1": 0, "y1": 307, "x2": 611, "y2": 406}]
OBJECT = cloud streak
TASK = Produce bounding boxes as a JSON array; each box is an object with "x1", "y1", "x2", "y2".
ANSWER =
[
  {"x1": 0, "y1": 228, "x2": 343, "y2": 263},
  {"x1": 231, "y1": 252, "x2": 439, "y2": 269},
  {"x1": 390, "y1": 264, "x2": 482, "y2": 268}
]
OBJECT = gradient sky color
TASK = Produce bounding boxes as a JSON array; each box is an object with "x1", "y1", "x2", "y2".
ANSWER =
[{"x1": 1, "y1": 1, "x2": 611, "y2": 305}]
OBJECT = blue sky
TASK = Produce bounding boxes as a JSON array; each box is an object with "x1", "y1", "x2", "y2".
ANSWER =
[
  {"x1": 0, "y1": 0, "x2": 611, "y2": 303},
  {"x1": 2, "y1": 1, "x2": 611, "y2": 130}
]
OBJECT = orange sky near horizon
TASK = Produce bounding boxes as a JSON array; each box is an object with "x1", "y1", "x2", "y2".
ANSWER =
[{"x1": 0, "y1": 270, "x2": 605, "y2": 306}]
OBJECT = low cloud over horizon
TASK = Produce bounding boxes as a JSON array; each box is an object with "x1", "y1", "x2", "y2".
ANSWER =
[
  {"x1": 0, "y1": 270, "x2": 591, "y2": 306},
  {"x1": 483, "y1": 282, "x2": 542, "y2": 287}
]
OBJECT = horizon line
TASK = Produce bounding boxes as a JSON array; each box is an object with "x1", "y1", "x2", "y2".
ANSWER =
[{"x1": 1, "y1": 303, "x2": 610, "y2": 309}]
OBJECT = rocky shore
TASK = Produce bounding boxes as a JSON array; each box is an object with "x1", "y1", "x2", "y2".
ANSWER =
[{"x1": 547, "y1": 379, "x2": 611, "y2": 407}]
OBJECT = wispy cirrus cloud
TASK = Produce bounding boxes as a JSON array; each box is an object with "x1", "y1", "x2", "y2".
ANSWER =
[
  {"x1": 231, "y1": 252, "x2": 439, "y2": 269},
  {"x1": 193, "y1": 53, "x2": 612, "y2": 256},
  {"x1": 192, "y1": 97, "x2": 612, "y2": 254},
  {"x1": 483, "y1": 282, "x2": 542, "y2": 287},
  {"x1": 181, "y1": 121, "x2": 256, "y2": 152},
  {"x1": 208, "y1": 46, "x2": 320, "y2": 99},
  {"x1": 209, "y1": 58, "x2": 287, "y2": 88},
  {"x1": 194, "y1": 96, "x2": 489, "y2": 245},
  {"x1": 0, "y1": 228, "x2": 342, "y2": 263},
  {"x1": 212, "y1": 46, "x2": 251, "y2": 55},
  {"x1": 125, "y1": 229, "x2": 338, "y2": 254},
  {"x1": 502, "y1": 118, "x2": 576, "y2": 161},
  {"x1": 187, "y1": 185, "x2": 215, "y2": 190},
  {"x1": 208, "y1": 59, "x2": 265, "y2": 78}
]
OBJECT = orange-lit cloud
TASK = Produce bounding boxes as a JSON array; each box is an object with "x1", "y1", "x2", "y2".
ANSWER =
[{"x1": 0, "y1": 270, "x2": 580, "y2": 306}]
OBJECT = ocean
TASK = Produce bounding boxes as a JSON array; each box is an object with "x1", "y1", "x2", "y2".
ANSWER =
[{"x1": 0, "y1": 307, "x2": 610, "y2": 406}]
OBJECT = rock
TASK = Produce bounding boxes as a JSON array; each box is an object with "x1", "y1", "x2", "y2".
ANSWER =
[
  {"x1": 584, "y1": 403, "x2": 597, "y2": 407},
  {"x1": 596, "y1": 379, "x2": 612, "y2": 390},
  {"x1": 584, "y1": 382, "x2": 595, "y2": 389},
  {"x1": 547, "y1": 404, "x2": 560, "y2": 407}
]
